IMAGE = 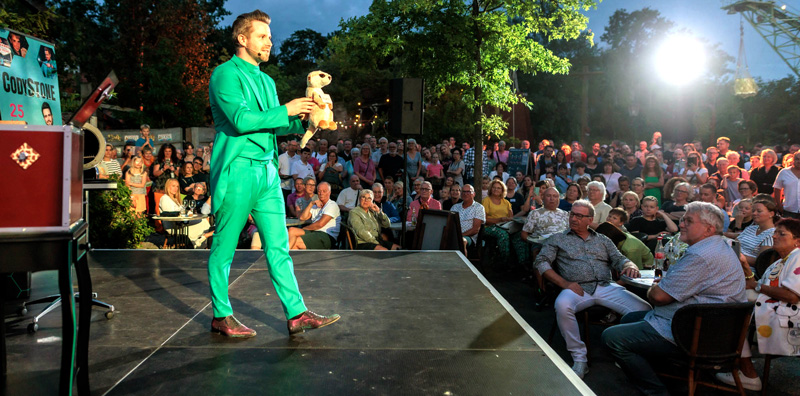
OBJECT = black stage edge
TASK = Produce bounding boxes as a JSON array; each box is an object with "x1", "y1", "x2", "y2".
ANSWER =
[{"x1": 3, "y1": 250, "x2": 593, "y2": 396}]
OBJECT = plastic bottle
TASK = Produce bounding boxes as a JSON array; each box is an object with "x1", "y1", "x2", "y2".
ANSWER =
[{"x1": 654, "y1": 235, "x2": 665, "y2": 278}]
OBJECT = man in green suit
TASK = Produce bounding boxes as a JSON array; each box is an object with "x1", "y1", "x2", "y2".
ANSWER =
[{"x1": 207, "y1": 9, "x2": 340, "y2": 337}]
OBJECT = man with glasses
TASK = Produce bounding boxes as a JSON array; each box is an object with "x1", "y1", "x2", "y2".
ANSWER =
[
  {"x1": 705, "y1": 147, "x2": 720, "y2": 174},
  {"x1": 406, "y1": 181, "x2": 442, "y2": 222},
  {"x1": 603, "y1": 201, "x2": 746, "y2": 395},
  {"x1": 534, "y1": 200, "x2": 649, "y2": 379},
  {"x1": 451, "y1": 184, "x2": 485, "y2": 248}
]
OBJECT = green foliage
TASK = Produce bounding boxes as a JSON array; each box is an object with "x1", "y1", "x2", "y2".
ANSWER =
[
  {"x1": 0, "y1": 5, "x2": 55, "y2": 38},
  {"x1": 88, "y1": 175, "x2": 153, "y2": 249},
  {"x1": 330, "y1": 0, "x2": 597, "y2": 182}
]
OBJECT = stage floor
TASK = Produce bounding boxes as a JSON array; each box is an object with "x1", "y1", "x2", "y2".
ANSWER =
[{"x1": 3, "y1": 250, "x2": 592, "y2": 396}]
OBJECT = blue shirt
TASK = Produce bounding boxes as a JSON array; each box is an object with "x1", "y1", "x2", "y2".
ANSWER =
[
  {"x1": 644, "y1": 235, "x2": 746, "y2": 343},
  {"x1": 380, "y1": 200, "x2": 400, "y2": 223}
]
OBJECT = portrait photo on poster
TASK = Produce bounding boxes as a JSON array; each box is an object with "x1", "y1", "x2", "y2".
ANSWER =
[
  {"x1": 7, "y1": 32, "x2": 28, "y2": 58},
  {"x1": 38, "y1": 46, "x2": 56, "y2": 78},
  {"x1": 0, "y1": 37, "x2": 11, "y2": 67}
]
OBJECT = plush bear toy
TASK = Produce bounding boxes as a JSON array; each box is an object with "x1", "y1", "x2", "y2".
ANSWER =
[{"x1": 300, "y1": 70, "x2": 336, "y2": 148}]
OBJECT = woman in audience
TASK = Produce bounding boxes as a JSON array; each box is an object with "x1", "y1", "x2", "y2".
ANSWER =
[
  {"x1": 390, "y1": 181, "x2": 411, "y2": 209},
  {"x1": 125, "y1": 156, "x2": 149, "y2": 214},
  {"x1": 505, "y1": 177, "x2": 525, "y2": 216},
  {"x1": 584, "y1": 153, "x2": 601, "y2": 175},
  {"x1": 348, "y1": 189, "x2": 400, "y2": 250},
  {"x1": 447, "y1": 148, "x2": 465, "y2": 186},
  {"x1": 725, "y1": 198, "x2": 754, "y2": 238},
  {"x1": 716, "y1": 218, "x2": 800, "y2": 390},
  {"x1": 625, "y1": 196, "x2": 678, "y2": 252},
  {"x1": 620, "y1": 191, "x2": 643, "y2": 220},
  {"x1": 152, "y1": 143, "x2": 179, "y2": 193},
  {"x1": 420, "y1": 148, "x2": 432, "y2": 176},
  {"x1": 318, "y1": 150, "x2": 343, "y2": 199},
  {"x1": 737, "y1": 198, "x2": 777, "y2": 268},
  {"x1": 178, "y1": 162, "x2": 198, "y2": 195},
  {"x1": 661, "y1": 177, "x2": 687, "y2": 206},
  {"x1": 661, "y1": 181, "x2": 692, "y2": 221},
  {"x1": 185, "y1": 182, "x2": 209, "y2": 209},
  {"x1": 406, "y1": 138, "x2": 422, "y2": 182},
  {"x1": 609, "y1": 176, "x2": 631, "y2": 208},
  {"x1": 600, "y1": 160, "x2": 621, "y2": 196},
  {"x1": 353, "y1": 145, "x2": 376, "y2": 189},
  {"x1": 751, "y1": 148, "x2": 781, "y2": 195},
  {"x1": 159, "y1": 179, "x2": 211, "y2": 248},
  {"x1": 119, "y1": 141, "x2": 136, "y2": 174},
  {"x1": 642, "y1": 155, "x2": 665, "y2": 206},
  {"x1": 439, "y1": 144, "x2": 453, "y2": 171},
  {"x1": 442, "y1": 183, "x2": 462, "y2": 211},
  {"x1": 482, "y1": 179, "x2": 515, "y2": 266},
  {"x1": 558, "y1": 183, "x2": 582, "y2": 212},
  {"x1": 488, "y1": 162, "x2": 510, "y2": 183},
  {"x1": 679, "y1": 151, "x2": 708, "y2": 188},
  {"x1": 631, "y1": 177, "x2": 646, "y2": 201},
  {"x1": 554, "y1": 150, "x2": 570, "y2": 172}
]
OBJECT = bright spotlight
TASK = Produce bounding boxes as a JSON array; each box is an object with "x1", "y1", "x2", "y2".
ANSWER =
[{"x1": 655, "y1": 35, "x2": 706, "y2": 85}]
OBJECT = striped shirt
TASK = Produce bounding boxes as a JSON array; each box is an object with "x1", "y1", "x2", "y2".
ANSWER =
[
  {"x1": 98, "y1": 160, "x2": 122, "y2": 177},
  {"x1": 737, "y1": 224, "x2": 774, "y2": 258}
]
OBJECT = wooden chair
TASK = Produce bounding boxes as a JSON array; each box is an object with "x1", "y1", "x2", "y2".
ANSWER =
[
  {"x1": 338, "y1": 224, "x2": 356, "y2": 250},
  {"x1": 754, "y1": 248, "x2": 780, "y2": 279},
  {"x1": 657, "y1": 302, "x2": 754, "y2": 396}
]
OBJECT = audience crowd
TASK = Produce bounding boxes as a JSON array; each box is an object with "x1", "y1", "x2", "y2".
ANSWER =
[{"x1": 102, "y1": 124, "x2": 800, "y2": 392}]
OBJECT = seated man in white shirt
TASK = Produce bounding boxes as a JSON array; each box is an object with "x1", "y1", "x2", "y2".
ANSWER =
[
  {"x1": 291, "y1": 147, "x2": 316, "y2": 182},
  {"x1": 451, "y1": 184, "x2": 485, "y2": 248},
  {"x1": 288, "y1": 182, "x2": 341, "y2": 250},
  {"x1": 336, "y1": 174, "x2": 362, "y2": 212}
]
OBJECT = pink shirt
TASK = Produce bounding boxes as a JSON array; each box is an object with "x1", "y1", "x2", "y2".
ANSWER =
[
  {"x1": 407, "y1": 196, "x2": 443, "y2": 221},
  {"x1": 353, "y1": 157, "x2": 376, "y2": 181},
  {"x1": 426, "y1": 163, "x2": 444, "y2": 178}
]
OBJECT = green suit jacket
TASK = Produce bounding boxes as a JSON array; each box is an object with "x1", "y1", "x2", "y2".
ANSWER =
[{"x1": 208, "y1": 55, "x2": 304, "y2": 214}]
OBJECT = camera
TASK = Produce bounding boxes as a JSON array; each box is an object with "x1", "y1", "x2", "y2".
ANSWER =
[{"x1": 688, "y1": 157, "x2": 697, "y2": 166}]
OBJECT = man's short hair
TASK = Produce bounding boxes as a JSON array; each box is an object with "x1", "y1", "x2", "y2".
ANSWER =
[
  {"x1": 716, "y1": 136, "x2": 730, "y2": 144},
  {"x1": 685, "y1": 201, "x2": 724, "y2": 234},
  {"x1": 300, "y1": 147, "x2": 311, "y2": 154},
  {"x1": 42, "y1": 102, "x2": 51, "y2": 111},
  {"x1": 303, "y1": 176, "x2": 315, "y2": 184},
  {"x1": 572, "y1": 200, "x2": 595, "y2": 218},
  {"x1": 699, "y1": 182, "x2": 716, "y2": 193},
  {"x1": 193, "y1": 157, "x2": 204, "y2": 164},
  {"x1": 231, "y1": 10, "x2": 271, "y2": 46},
  {"x1": 372, "y1": 182, "x2": 384, "y2": 192},
  {"x1": 608, "y1": 207, "x2": 629, "y2": 223},
  {"x1": 140, "y1": 124, "x2": 150, "y2": 130}
]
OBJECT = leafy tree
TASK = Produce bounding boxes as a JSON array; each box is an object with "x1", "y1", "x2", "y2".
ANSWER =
[{"x1": 330, "y1": 0, "x2": 597, "y2": 198}]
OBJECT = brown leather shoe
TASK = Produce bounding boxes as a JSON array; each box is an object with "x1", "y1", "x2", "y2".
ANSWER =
[
  {"x1": 211, "y1": 315, "x2": 257, "y2": 338},
  {"x1": 287, "y1": 310, "x2": 341, "y2": 334}
]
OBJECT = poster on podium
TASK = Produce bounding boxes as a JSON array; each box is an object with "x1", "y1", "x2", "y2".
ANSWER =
[{"x1": 0, "y1": 27, "x2": 60, "y2": 126}]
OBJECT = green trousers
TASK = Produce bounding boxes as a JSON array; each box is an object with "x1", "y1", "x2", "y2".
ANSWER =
[{"x1": 208, "y1": 157, "x2": 307, "y2": 319}]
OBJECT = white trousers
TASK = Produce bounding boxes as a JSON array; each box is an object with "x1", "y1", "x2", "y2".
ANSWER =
[{"x1": 554, "y1": 282, "x2": 652, "y2": 363}]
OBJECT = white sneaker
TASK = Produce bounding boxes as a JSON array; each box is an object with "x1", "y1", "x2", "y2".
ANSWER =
[
  {"x1": 572, "y1": 361, "x2": 589, "y2": 379},
  {"x1": 193, "y1": 236, "x2": 207, "y2": 248},
  {"x1": 715, "y1": 371, "x2": 762, "y2": 391}
]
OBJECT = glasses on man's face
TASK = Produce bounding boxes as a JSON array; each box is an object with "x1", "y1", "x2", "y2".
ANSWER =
[
  {"x1": 462, "y1": 190, "x2": 474, "y2": 194},
  {"x1": 420, "y1": 187, "x2": 432, "y2": 191},
  {"x1": 739, "y1": 187, "x2": 750, "y2": 192},
  {"x1": 569, "y1": 212, "x2": 591, "y2": 220},
  {"x1": 306, "y1": 183, "x2": 316, "y2": 187}
]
